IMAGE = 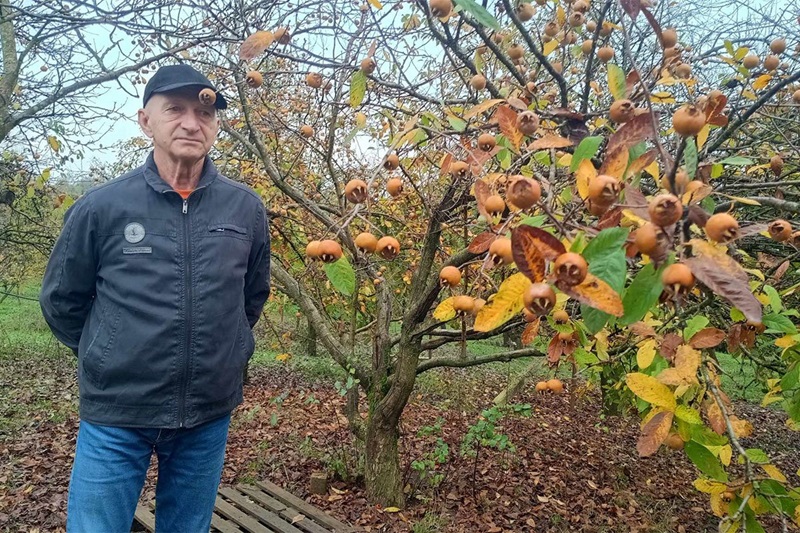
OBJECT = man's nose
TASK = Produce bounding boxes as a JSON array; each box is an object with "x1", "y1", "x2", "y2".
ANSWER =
[{"x1": 180, "y1": 112, "x2": 201, "y2": 131}]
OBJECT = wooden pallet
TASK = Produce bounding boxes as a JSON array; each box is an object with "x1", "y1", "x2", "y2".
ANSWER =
[{"x1": 133, "y1": 480, "x2": 354, "y2": 533}]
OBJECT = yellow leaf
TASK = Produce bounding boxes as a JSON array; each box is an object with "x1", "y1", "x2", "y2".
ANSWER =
[
  {"x1": 731, "y1": 418, "x2": 753, "y2": 438},
  {"x1": 557, "y1": 153, "x2": 572, "y2": 167},
  {"x1": 275, "y1": 353, "x2": 292, "y2": 362},
  {"x1": 384, "y1": 506, "x2": 401, "y2": 513},
  {"x1": 433, "y1": 297, "x2": 457, "y2": 322},
  {"x1": 762, "y1": 464, "x2": 787, "y2": 483},
  {"x1": 657, "y1": 345, "x2": 701, "y2": 386},
  {"x1": 556, "y1": 4, "x2": 566, "y2": 25},
  {"x1": 775, "y1": 335, "x2": 798, "y2": 348},
  {"x1": 474, "y1": 273, "x2": 531, "y2": 332},
  {"x1": 543, "y1": 39, "x2": 560, "y2": 57},
  {"x1": 392, "y1": 127, "x2": 422, "y2": 149},
  {"x1": 741, "y1": 90, "x2": 756, "y2": 101},
  {"x1": 463, "y1": 99, "x2": 505, "y2": 119},
  {"x1": 734, "y1": 46, "x2": 749, "y2": 61},
  {"x1": 697, "y1": 124, "x2": 710, "y2": 150},
  {"x1": 47, "y1": 135, "x2": 60, "y2": 152},
  {"x1": 637, "y1": 338, "x2": 657, "y2": 369},
  {"x1": 239, "y1": 31, "x2": 275, "y2": 61},
  {"x1": 752, "y1": 74, "x2": 772, "y2": 90},
  {"x1": 651, "y1": 92, "x2": 675, "y2": 104},
  {"x1": 746, "y1": 163, "x2": 770, "y2": 174},
  {"x1": 710, "y1": 493, "x2": 726, "y2": 517},
  {"x1": 625, "y1": 373, "x2": 677, "y2": 410},
  {"x1": 575, "y1": 159, "x2": 596, "y2": 200},
  {"x1": 694, "y1": 479, "x2": 728, "y2": 495},
  {"x1": 717, "y1": 194, "x2": 761, "y2": 206},
  {"x1": 719, "y1": 444, "x2": 732, "y2": 466},
  {"x1": 644, "y1": 161, "x2": 659, "y2": 179}
]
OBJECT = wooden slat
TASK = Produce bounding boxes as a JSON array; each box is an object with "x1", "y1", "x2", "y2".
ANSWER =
[
  {"x1": 212, "y1": 512, "x2": 244, "y2": 533},
  {"x1": 238, "y1": 486, "x2": 332, "y2": 533},
  {"x1": 220, "y1": 487, "x2": 306, "y2": 533},
  {"x1": 256, "y1": 480, "x2": 353, "y2": 532},
  {"x1": 134, "y1": 504, "x2": 156, "y2": 532},
  {"x1": 214, "y1": 496, "x2": 273, "y2": 533},
  {"x1": 236, "y1": 484, "x2": 287, "y2": 513}
]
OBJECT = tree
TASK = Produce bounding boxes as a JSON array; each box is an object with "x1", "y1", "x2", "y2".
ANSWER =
[{"x1": 34, "y1": 0, "x2": 800, "y2": 526}]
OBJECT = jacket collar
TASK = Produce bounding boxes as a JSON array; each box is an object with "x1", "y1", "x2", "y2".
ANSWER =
[{"x1": 142, "y1": 151, "x2": 219, "y2": 194}]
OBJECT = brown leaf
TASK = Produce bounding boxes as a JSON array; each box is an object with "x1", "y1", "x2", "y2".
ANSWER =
[
  {"x1": 547, "y1": 335, "x2": 564, "y2": 365},
  {"x1": 708, "y1": 114, "x2": 728, "y2": 127},
  {"x1": 239, "y1": 31, "x2": 275, "y2": 60},
  {"x1": 549, "y1": 108, "x2": 586, "y2": 120},
  {"x1": 626, "y1": 70, "x2": 641, "y2": 95},
  {"x1": 518, "y1": 226, "x2": 566, "y2": 260},
  {"x1": 556, "y1": 274, "x2": 624, "y2": 317},
  {"x1": 727, "y1": 324, "x2": 743, "y2": 353},
  {"x1": 597, "y1": 207, "x2": 623, "y2": 230},
  {"x1": 493, "y1": 105, "x2": 523, "y2": 152},
  {"x1": 624, "y1": 148, "x2": 658, "y2": 179},
  {"x1": 607, "y1": 111, "x2": 659, "y2": 155},
  {"x1": 512, "y1": 225, "x2": 547, "y2": 283},
  {"x1": 772, "y1": 261, "x2": 790, "y2": 281},
  {"x1": 738, "y1": 223, "x2": 768, "y2": 239},
  {"x1": 528, "y1": 135, "x2": 574, "y2": 150},
  {"x1": 468, "y1": 232, "x2": 497, "y2": 254},
  {"x1": 473, "y1": 179, "x2": 492, "y2": 221},
  {"x1": 620, "y1": 0, "x2": 640, "y2": 20},
  {"x1": 637, "y1": 410, "x2": 673, "y2": 457},
  {"x1": 599, "y1": 146, "x2": 629, "y2": 179},
  {"x1": 660, "y1": 333, "x2": 682, "y2": 362},
  {"x1": 522, "y1": 319, "x2": 540, "y2": 346},
  {"x1": 630, "y1": 321, "x2": 657, "y2": 338},
  {"x1": 687, "y1": 205, "x2": 710, "y2": 229},
  {"x1": 685, "y1": 239, "x2": 762, "y2": 323},
  {"x1": 506, "y1": 97, "x2": 528, "y2": 111},
  {"x1": 706, "y1": 400, "x2": 726, "y2": 435},
  {"x1": 622, "y1": 187, "x2": 651, "y2": 221},
  {"x1": 704, "y1": 93, "x2": 727, "y2": 122},
  {"x1": 689, "y1": 328, "x2": 726, "y2": 349}
]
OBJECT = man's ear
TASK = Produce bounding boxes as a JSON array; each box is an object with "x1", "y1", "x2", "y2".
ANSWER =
[{"x1": 138, "y1": 109, "x2": 153, "y2": 138}]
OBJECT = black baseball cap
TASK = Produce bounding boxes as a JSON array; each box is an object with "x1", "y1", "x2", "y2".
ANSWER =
[{"x1": 143, "y1": 64, "x2": 228, "y2": 109}]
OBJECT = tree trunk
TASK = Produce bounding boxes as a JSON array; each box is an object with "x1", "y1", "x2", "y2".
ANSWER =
[
  {"x1": 364, "y1": 411, "x2": 404, "y2": 507},
  {"x1": 305, "y1": 317, "x2": 317, "y2": 357}
]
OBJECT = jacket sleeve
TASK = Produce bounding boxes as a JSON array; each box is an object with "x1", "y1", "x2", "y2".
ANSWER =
[
  {"x1": 39, "y1": 196, "x2": 98, "y2": 354},
  {"x1": 243, "y1": 202, "x2": 270, "y2": 328}
]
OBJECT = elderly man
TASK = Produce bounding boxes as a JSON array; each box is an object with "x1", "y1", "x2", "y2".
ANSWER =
[{"x1": 40, "y1": 64, "x2": 270, "y2": 532}]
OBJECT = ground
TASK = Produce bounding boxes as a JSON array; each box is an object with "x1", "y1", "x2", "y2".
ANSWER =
[{"x1": 1, "y1": 291, "x2": 799, "y2": 532}]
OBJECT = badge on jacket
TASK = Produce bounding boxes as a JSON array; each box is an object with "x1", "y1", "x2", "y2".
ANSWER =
[{"x1": 124, "y1": 222, "x2": 146, "y2": 244}]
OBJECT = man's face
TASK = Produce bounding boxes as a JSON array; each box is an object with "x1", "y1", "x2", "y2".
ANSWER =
[{"x1": 137, "y1": 88, "x2": 219, "y2": 163}]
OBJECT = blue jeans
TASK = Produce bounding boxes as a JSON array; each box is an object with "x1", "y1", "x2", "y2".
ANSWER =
[{"x1": 66, "y1": 414, "x2": 231, "y2": 533}]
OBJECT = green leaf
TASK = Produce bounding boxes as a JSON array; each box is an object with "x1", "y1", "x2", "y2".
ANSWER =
[
  {"x1": 711, "y1": 162, "x2": 724, "y2": 179},
  {"x1": 781, "y1": 363, "x2": 799, "y2": 391},
  {"x1": 724, "y1": 40, "x2": 735, "y2": 56},
  {"x1": 719, "y1": 156, "x2": 754, "y2": 166},
  {"x1": 570, "y1": 136, "x2": 603, "y2": 171},
  {"x1": 684, "y1": 441, "x2": 729, "y2": 482},
  {"x1": 533, "y1": 151, "x2": 551, "y2": 166},
  {"x1": 323, "y1": 256, "x2": 356, "y2": 296},
  {"x1": 684, "y1": 315, "x2": 709, "y2": 341},
  {"x1": 683, "y1": 137, "x2": 697, "y2": 179},
  {"x1": 448, "y1": 116, "x2": 467, "y2": 132},
  {"x1": 497, "y1": 147, "x2": 512, "y2": 170},
  {"x1": 518, "y1": 215, "x2": 547, "y2": 227},
  {"x1": 620, "y1": 263, "x2": 664, "y2": 326},
  {"x1": 743, "y1": 448, "x2": 769, "y2": 464},
  {"x1": 452, "y1": 0, "x2": 501, "y2": 30},
  {"x1": 763, "y1": 285, "x2": 782, "y2": 312},
  {"x1": 675, "y1": 405, "x2": 703, "y2": 425},
  {"x1": 350, "y1": 71, "x2": 367, "y2": 108},
  {"x1": 607, "y1": 64, "x2": 626, "y2": 101},
  {"x1": 689, "y1": 424, "x2": 729, "y2": 447},
  {"x1": 579, "y1": 228, "x2": 629, "y2": 333},
  {"x1": 744, "y1": 509, "x2": 766, "y2": 533},
  {"x1": 762, "y1": 313, "x2": 797, "y2": 334}
]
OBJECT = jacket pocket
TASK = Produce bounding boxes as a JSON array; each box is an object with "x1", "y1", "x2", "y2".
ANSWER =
[
  {"x1": 207, "y1": 223, "x2": 250, "y2": 241},
  {"x1": 81, "y1": 301, "x2": 122, "y2": 389}
]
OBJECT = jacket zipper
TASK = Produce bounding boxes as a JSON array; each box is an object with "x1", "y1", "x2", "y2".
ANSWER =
[{"x1": 179, "y1": 196, "x2": 191, "y2": 428}]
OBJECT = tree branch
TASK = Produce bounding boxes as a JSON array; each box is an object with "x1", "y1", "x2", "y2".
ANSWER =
[{"x1": 416, "y1": 347, "x2": 545, "y2": 374}]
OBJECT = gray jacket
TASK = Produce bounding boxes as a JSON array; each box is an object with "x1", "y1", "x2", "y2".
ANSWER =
[{"x1": 40, "y1": 153, "x2": 270, "y2": 429}]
